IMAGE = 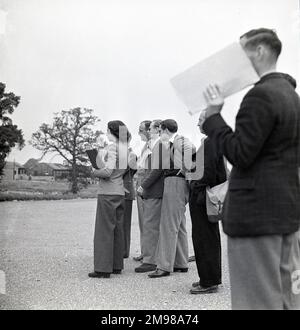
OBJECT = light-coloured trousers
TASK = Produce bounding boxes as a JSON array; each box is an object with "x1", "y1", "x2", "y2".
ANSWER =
[
  {"x1": 142, "y1": 198, "x2": 162, "y2": 265},
  {"x1": 136, "y1": 195, "x2": 145, "y2": 256},
  {"x1": 156, "y1": 177, "x2": 190, "y2": 272},
  {"x1": 228, "y1": 230, "x2": 300, "y2": 310}
]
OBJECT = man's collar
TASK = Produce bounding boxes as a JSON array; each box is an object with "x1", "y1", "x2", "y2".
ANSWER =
[
  {"x1": 169, "y1": 133, "x2": 178, "y2": 144},
  {"x1": 141, "y1": 142, "x2": 150, "y2": 154},
  {"x1": 260, "y1": 69, "x2": 277, "y2": 79},
  {"x1": 149, "y1": 137, "x2": 160, "y2": 149},
  {"x1": 256, "y1": 71, "x2": 293, "y2": 86}
]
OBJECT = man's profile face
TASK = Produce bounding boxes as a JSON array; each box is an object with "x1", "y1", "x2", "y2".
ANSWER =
[
  {"x1": 138, "y1": 123, "x2": 149, "y2": 142},
  {"x1": 197, "y1": 111, "x2": 206, "y2": 134},
  {"x1": 160, "y1": 129, "x2": 170, "y2": 142},
  {"x1": 240, "y1": 37, "x2": 260, "y2": 73},
  {"x1": 240, "y1": 37, "x2": 253, "y2": 58},
  {"x1": 106, "y1": 128, "x2": 114, "y2": 142},
  {"x1": 149, "y1": 123, "x2": 159, "y2": 139}
]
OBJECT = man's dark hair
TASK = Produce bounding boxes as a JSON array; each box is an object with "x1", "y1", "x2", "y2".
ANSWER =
[
  {"x1": 160, "y1": 119, "x2": 178, "y2": 133},
  {"x1": 108, "y1": 120, "x2": 131, "y2": 143},
  {"x1": 140, "y1": 120, "x2": 151, "y2": 131},
  {"x1": 240, "y1": 28, "x2": 282, "y2": 59}
]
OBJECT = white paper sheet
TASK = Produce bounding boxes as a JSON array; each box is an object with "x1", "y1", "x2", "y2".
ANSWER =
[
  {"x1": 0, "y1": 9, "x2": 7, "y2": 35},
  {"x1": 170, "y1": 42, "x2": 260, "y2": 115}
]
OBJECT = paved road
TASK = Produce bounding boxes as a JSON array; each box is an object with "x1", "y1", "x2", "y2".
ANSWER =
[{"x1": 0, "y1": 199, "x2": 231, "y2": 310}]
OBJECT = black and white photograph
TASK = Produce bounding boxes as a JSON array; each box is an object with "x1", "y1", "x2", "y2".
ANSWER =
[{"x1": 0, "y1": 0, "x2": 300, "y2": 315}]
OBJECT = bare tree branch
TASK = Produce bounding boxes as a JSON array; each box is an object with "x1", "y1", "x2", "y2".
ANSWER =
[{"x1": 30, "y1": 107, "x2": 100, "y2": 193}]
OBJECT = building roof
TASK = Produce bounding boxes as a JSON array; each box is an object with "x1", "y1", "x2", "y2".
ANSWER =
[
  {"x1": 22, "y1": 160, "x2": 71, "y2": 171},
  {"x1": 4, "y1": 161, "x2": 24, "y2": 169},
  {"x1": 23, "y1": 158, "x2": 40, "y2": 169},
  {"x1": 46, "y1": 163, "x2": 70, "y2": 171},
  {"x1": 33, "y1": 162, "x2": 70, "y2": 171}
]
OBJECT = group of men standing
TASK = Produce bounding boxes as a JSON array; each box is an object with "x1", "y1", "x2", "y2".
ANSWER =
[
  {"x1": 130, "y1": 117, "x2": 226, "y2": 295},
  {"x1": 126, "y1": 28, "x2": 300, "y2": 310},
  {"x1": 92, "y1": 28, "x2": 300, "y2": 310},
  {"x1": 134, "y1": 119, "x2": 193, "y2": 279}
]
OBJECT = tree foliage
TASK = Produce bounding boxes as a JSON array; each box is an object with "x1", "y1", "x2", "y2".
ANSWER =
[
  {"x1": 31, "y1": 107, "x2": 101, "y2": 193},
  {"x1": 0, "y1": 82, "x2": 25, "y2": 178}
]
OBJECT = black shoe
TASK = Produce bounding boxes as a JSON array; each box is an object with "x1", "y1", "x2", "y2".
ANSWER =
[
  {"x1": 133, "y1": 255, "x2": 143, "y2": 262},
  {"x1": 88, "y1": 272, "x2": 110, "y2": 278},
  {"x1": 112, "y1": 269, "x2": 122, "y2": 274},
  {"x1": 192, "y1": 281, "x2": 200, "y2": 288},
  {"x1": 188, "y1": 256, "x2": 196, "y2": 262},
  {"x1": 123, "y1": 255, "x2": 129, "y2": 259},
  {"x1": 148, "y1": 269, "x2": 170, "y2": 278},
  {"x1": 173, "y1": 267, "x2": 188, "y2": 273},
  {"x1": 135, "y1": 263, "x2": 156, "y2": 273},
  {"x1": 190, "y1": 285, "x2": 218, "y2": 294}
]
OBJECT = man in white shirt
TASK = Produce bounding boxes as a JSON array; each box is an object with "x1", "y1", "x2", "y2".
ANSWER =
[
  {"x1": 133, "y1": 120, "x2": 152, "y2": 262},
  {"x1": 149, "y1": 119, "x2": 195, "y2": 278},
  {"x1": 135, "y1": 120, "x2": 164, "y2": 273}
]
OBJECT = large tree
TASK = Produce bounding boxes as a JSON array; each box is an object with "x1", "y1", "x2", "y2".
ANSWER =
[
  {"x1": 31, "y1": 107, "x2": 101, "y2": 193},
  {"x1": 0, "y1": 82, "x2": 25, "y2": 178}
]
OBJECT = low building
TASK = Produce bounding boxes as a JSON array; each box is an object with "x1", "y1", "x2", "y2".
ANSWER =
[
  {"x1": 25, "y1": 162, "x2": 71, "y2": 180},
  {"x1": 51, "y1": 163, "x2": 72, "y2": 180},
  {"x1": 23, "y1": 158, "x2": 39, "y2": 173},
  {"x1": 21, "y1": 159, "x2": 93, "y2": 181},
  {"x1": 2, "y1": 161, "x2": 27, "y2": 181}
]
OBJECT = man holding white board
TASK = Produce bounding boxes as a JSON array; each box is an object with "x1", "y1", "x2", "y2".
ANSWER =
[
  {"x1": 171, "y1": 41, "x2": 260, "y2": 115},
  {"x1": 200, "y1": 28, "x2": 300, "y2": 310}
]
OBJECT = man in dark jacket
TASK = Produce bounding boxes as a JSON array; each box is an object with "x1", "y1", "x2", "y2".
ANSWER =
[
  {"x1": 202, "y1": 28, "x2": 300, "y2": 309},
  {"x1": 189, "y1": 112, "x2": 227, "y2": 294},
  {"x1": 135, "y1": 120, "x2": 164, "y2": 272}
]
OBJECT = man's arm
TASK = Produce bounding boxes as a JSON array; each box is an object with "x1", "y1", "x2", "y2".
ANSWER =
[
  {"x1": 93, "y1": 143, "x2": 117, "y2": 178},
  {"x1": 203, "y1": 88, "x2": 276, "y2": 169},
  {"x1": 141, "y1": 170, "x2": 163, "y2": 190},
  {"x1": 174, "y1": 136, "x2": 196, "y2": 171},
  {"x1": 141, "y1": 142, "x2": 163, "y2": 190}
]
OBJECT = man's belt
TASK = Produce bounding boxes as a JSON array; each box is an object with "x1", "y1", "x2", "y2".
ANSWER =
[{"x1": 164, "y1": 170, "x2": 185, "y2": 179}]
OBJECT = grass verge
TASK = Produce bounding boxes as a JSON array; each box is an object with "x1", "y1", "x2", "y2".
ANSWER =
[{"x1": 0, "y1": 180, "x2": 98, "y2": 202}]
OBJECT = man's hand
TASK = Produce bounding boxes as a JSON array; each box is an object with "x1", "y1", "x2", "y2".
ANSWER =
[
  {"x1": 137, "y1": 186, "x2": 144, "y2": 196},
  {"x1": 97, "y1": 134, "x2": 108, "y2": 148},
  {"x1": 92, "y1": 168, "x2": 100, "y2": 177},
  {"x1": 203, "y1": 84, "x2": 224, "y2": 119}
]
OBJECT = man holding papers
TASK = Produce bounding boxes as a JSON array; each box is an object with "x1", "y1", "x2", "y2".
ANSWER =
[
  {"x1": 170, "y1": 41, "x2": 259, "y2": 115},
  {"x1": 201, "y1": 28, "x2": 300, "y2": 310}
]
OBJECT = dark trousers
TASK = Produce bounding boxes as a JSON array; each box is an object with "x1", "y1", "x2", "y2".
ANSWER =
[
  {"x1": 189, "y1": 188, "x2": 222, "y2": 287},
  {"x1": 94, "y1": 194, "x2": 125, "y2": 273},
  {"x1": 123, "y1": 199, "x2": 133, "y2": 258}
]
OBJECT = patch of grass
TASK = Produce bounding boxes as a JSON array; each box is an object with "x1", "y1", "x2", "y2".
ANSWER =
[
  {"x1": 0, "y1": 180, "x2": 99, "y2": 202},
  {"x1": 0, "y1": 192, "x2": 96, "y2": 202},
  {"x1": 0, "y1": 180, "x2": 70, "y2": 193}
]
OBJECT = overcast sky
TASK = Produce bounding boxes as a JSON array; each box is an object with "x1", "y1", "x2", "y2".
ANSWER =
[{"x1": 0, "y1": 0, "x2": 300, "y2": 164}]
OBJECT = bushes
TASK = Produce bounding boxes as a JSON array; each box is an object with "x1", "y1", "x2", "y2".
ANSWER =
[
  {"x1": 0, "y1": 180, "x2": 99, "y2": 202},
  {"x1": 0, "y1": 191, "x2": 97, "y2": 202}
]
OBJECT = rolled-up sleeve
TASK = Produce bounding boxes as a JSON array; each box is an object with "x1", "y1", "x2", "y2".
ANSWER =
[{"x1": 174, "y1": 137, "x2": 196, "y2": 171}]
